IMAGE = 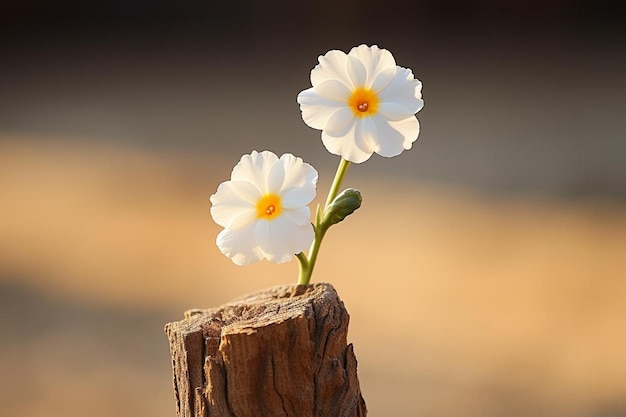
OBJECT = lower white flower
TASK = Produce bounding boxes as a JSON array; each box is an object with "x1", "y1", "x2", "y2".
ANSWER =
[{"x1": 210, "y1": 150, "x2": 318, "y2": 266}]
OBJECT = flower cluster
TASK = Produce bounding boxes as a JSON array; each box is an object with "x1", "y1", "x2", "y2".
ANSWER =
[{"x1": 210, "y1": 44, "x2": 423, "y2": 284}]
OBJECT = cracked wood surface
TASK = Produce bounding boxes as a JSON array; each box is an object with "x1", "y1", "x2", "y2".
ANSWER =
[{"x1": 164, "y1": 283, "x2": 367, "y2": 417}]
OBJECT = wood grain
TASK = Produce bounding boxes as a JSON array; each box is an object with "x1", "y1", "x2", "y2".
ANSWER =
[{"x1": 165, "y1": 283, "x2": 367, "y2": 417}]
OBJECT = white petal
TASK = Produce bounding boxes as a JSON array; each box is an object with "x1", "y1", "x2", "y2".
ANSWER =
[
  {"x1": 210, "y1": 181, "x2": 258, "y2": 228},
  {"x1": 370, "y1": 67, "x2": 396, "y2": 93},
  {"x1": 314, "y1": 79, "x2": 352, "y2": 102},
  {"x1": 282, "y1": 187, "x2": 315, "y2": 208},
  {"x1": 310, "y1": 49, "x2": 351, "y2": 88},
  {"x1": 394, "y1": 116, "x2": 420, "y2": 150},
  {"x1": 221, "y1": 180, "x2": 261, "y2": 204},
  {"x1": 231, "y1": 151, "x2": 278, "y2": 193},
  {"x1": 210, "y1": 203, "x2": 247, "y2": 229},
  {"x1": 226, "y1": 208, "x2": 258, "y2": 230},
  {"x1": 325, "y1": 107, "x2": 355, "y2": 136},
  {"x1": 216, "y1": 225, "x2": 264, "y2": 266},
  {"x1": 321, "y1": 119, "x2": 373, "y2": 164},
  {"x1": 346, "y1": 55, "x2": 367, "y2": 88},
  {"x1": 372, "y1": 115, "x2": 419, "y2": 158},
  {"x1": 279, "y1": 153, "x2": 318, "y2": 193},
  {"x1": 348, "y1": 44, "x2": 397, "y2": 88},
  {"x1": 267, "y1": 159, "x2": 285, "y2": 194},
  {"x1": 356, "y1": 117, "x2": 379, "y2": 154},
  {"x1": 283, "y1": 206, "x2": 312, "y2": 226},
  {"x1": 284, "y1": 223, "x2": 315, "y2": 257},
  {"x1": 297, "y1": 88, "x2": 343, "y2": 130},
  {"x1": 377, "y1": 102, "x2": 415, "y2": 121},
  {"x1": 256, "y1": 216, "x2": 314, "y2": 263},
  {"x1": 378, "y1": 67, "x2": 424, "y2": 114},
  {"x1": 254, "y1": 220, "x2": 271, "y2": 255},
  {"x1": 210, "y1": 181, "x2": 250, "y2": 207}
]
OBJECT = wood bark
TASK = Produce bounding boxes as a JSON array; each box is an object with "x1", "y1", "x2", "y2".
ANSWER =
[{"x1": 164, "y1": 282, "x2": 367, "y2": 417}]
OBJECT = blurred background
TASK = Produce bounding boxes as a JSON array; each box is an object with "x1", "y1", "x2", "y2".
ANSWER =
[{"x1": 1, "y1": 1, "x2": 625, "y2": 416}]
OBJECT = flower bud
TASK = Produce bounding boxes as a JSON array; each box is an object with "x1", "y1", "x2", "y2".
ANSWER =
[{"x1": 321, "y1": 188, "x2": 362, "y2": 229}]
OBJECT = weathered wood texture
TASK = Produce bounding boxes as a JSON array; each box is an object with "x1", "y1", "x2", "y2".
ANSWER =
[{"x1": 164, "y1": 283, "x2": 367, "y2": 417}]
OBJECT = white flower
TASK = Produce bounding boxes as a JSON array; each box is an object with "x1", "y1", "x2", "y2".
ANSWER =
[
  {"x1": 297, "y1": 44, "x2": 424, "y2": 164},
  {"x1": 209, "y1": 150, "x2": 318, "y2": 266}
]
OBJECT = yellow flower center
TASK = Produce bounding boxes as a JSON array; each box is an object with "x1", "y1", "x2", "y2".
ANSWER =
[
  {"x1": 256, "y1": 194, "x2": 282, "y2": 220},
  {"x1": 348, "y1": 87, "x2": 380, "y2": 117}
]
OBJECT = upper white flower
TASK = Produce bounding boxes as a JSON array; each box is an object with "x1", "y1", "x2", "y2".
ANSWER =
[
  {"x1": 297, "y1": 44, "x2": 424, "y2": 163},
  {"x1": 209, "y1": 150, "x2": 318, "y2": 266}
]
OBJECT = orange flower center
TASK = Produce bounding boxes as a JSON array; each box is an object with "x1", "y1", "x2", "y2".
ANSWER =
[
  {"x1": 256, "y1": 194, "x2": 282, "y2": 220},
  {"x1": 348, "y1": 88, "x2": 379, "y2": 117}
]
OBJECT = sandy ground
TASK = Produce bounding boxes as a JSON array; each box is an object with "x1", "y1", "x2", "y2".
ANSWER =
[{"x1": 1, "y1": 137, "x2": 626, "y2": 417}]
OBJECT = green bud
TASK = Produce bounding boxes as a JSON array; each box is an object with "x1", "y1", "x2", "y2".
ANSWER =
[{"x1": 321, "y1": 188, "x2": 362, "y2": 229}]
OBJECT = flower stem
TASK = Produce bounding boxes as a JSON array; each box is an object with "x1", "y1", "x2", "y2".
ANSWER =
[
  {"x1": 295, "y1": 252, "x2": 308, "y2": 283},
  {"x1": 325, "y1": 158, "x2": 351, "y2": 209},
  {"x1": 297, "y1": 157, "x2": 351, "y2": 285}
]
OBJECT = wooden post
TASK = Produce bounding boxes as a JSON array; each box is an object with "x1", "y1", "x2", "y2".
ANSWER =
[{"x1": 164, "y1": 282, "x2": 367, "y2": 417}]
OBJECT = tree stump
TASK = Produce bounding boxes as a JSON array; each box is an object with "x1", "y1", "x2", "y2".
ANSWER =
[{"x1": 164, "y1": 282, "x2": 367, "y2": 417}]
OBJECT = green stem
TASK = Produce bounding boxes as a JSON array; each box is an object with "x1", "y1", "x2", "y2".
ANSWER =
[
  {"x1": 295, "y1": 252, "x2": 308, "y2": 285},
  {"x1": 325, "y1": 158, "x2": 351, "y2": 209},
  {"x1": 297, "y1": 227, "x2": 326, "y2": 285},
  {"x1": 297, "y1": 157, "x2": 351, "y2": 286}
]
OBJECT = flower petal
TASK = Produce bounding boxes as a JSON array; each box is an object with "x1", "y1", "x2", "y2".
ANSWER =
[
  {"x1": 282, "y1": 187, "x2": 315, "y2": 208},
  {"x1": 231, "y1": 180, "x2": 262, "y2": 204},
  {"x1": 314, "y1": 79, "x2": 352, "y2": 102},
  {"x1": 370, "y1": 67, "x2": 396, "y2": 94},
  {"x1": 297, "y1": 88, "x2": 343, "y2": 130},
  {"x1": 283, "y1": 206, "x2": 311, "y2": 226},
  {"x1": 321, "y1": 119, "x2": 373, "y2": 164},
  {"x1": 348, "y1": 44, "x2": 397, "y2": 88},
  {"x1": 255, "y1": 216, "x2": 314, "y2": 263},
  {"x1": 377, "y1": 101, "x2": 416, "y2": 121},
  {"x1": 279, "y1": 153, "x2": 318, "y2": 193},
  {"x1": 310, "y1": 49, "x2": 351, "y2": 88},
  {"x1": 226, "y1": 208, "x2": 258, "y2": 230},
  {"x1": 210, "y1": 204, "x2": 240, "y2": 229},
  {"x1": 231, "y1": 151, "x2": 278, "y2": 193},
  {"x1": 356, "y1": 117, "x2": 379, "y2": 154},
  {"x1": 266, "y1": 158, "x2": 285, "y2": 194},
  {"x1": 210, "y1": 181, "x2": 250, "y2": 207},
  {"x1": 378, "y1": 67, "x2": 424, "y2": 115},
  {"x1": 393, "y1": 116, "x2": 420, "y2": 150},
  {"x1": 216, "y1": 225, "x2": 264, "y2": 266},
  {"x1": 210, "y1": 181, "x2": 259, "y2": 228},
  {"x1": 254, "y1": 219, "x2": 271, "y2": 256},
  {"x1": 211, "y1": 203, "x2": 257, "y2": 230},
  {"x1": 324, "y1": 107, "x2": 355, "y2": 136},
  {"x1": 346, "y1": 55, "x2": 367, "y2": 88},
  {"x1": 372, "y1": 115, "x2": 419, "y2": 158}
]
